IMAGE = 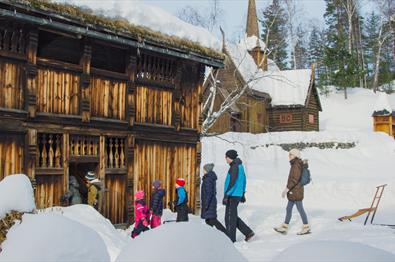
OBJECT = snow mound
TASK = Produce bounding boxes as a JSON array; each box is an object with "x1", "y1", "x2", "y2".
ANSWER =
[
  {"x1": 272, "y1": 240, "x2": 395, "y2": 262},
  {"x1": 373, "y1": 92, "x2": 393, "y2": 114},
  {"x1": 0, "y1": 174, "x2": 35, "y2": 219},
  {"x1": 116, "y1": 219, "x2": 246, "y2": 262},
  {"x1": 0, "y1": 213, "x2": 110, "y2": 262},
  {"x1": 60, "y1": 205, "x2": 128, "y2": 262}
]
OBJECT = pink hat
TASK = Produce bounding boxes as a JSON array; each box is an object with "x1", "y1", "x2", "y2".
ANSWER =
[{"x1": 134, "y1": 190, "x2": 144, "y2": 200}]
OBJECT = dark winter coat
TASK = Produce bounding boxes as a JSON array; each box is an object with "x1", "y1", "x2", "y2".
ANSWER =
[
  {"x1": 201, "y1": 171, "x2": 218, "y2": 219},
  {"x1": 175, "y1": 187, "x2": 189, "y2": 222},
  {"x1": 287, "y1": 158, "x2": 304, "y2": 201},
  {"x1": 150, "y1": 188, "x2": 166, "y2": 216}
]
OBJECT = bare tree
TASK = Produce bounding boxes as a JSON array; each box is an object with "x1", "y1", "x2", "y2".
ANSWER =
[
  {"x1": 284, "y1": 0, "x2": 298, "y2": 69},
  {"x1": 372, "y1": 0, "x2": 395, "y2": 92}
]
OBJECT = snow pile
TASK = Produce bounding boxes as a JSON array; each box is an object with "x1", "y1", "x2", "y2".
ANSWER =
[
  {"x1": 0, "y1": 174, "x2": 35, "y2": 219},
  {"x1": 61, "y1": 0, "x2": 220, "y2": 50},
  {"x1": 117, "y1": 219, "x2": 246, "y2": 262},
  {"x1": 60, "y1": 205, "x2": 128, "y2": 262},
  {"x1": 0, "y1": 213, "x2": 110, "y2": 262},
  {"x1": 272, "y1": 241, "x2": 395, "y2": 262},
  {"x1": 373, "y1": 92, "x2": 393, "y2": 114},
  {"x1": 226, "y1": 42, "x2": 311, "y2": 106},
  {"x1": 320, "y1": 88, "x2": 395, "y2": 132}
]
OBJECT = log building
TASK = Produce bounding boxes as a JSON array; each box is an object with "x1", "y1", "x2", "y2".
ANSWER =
[
  {"x1": 205, "y1": 0, "x2": 322, "y2": 134},
  {"x1": 0, "y1": 0, "x2": 223, "y2": 224}
]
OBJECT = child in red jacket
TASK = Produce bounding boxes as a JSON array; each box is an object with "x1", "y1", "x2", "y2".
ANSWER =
[{"x1": 131, "y1": 190, "x2": 150, "y2": 239}]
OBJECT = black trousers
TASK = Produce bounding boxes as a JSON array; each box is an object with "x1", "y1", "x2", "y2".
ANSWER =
[
  {"x1": 176, "y1": 203, "x2": 189, "y2": 222},
  {"x1": 131, "y1": 220, "x2": 149, "y2": 238},
  {"x1": 225, "y1": 197, "x2": 253, "y2": 242},
  {"x1": 205, "y1": 218, "x2": 227, "y2": 235}
]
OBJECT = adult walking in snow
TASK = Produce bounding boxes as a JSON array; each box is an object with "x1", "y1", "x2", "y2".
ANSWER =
[
  {"x1": 223, "y1": 150, "x2": 255, "y2": 243},
  {"x1": 150, "y1": 180, "x2": 165, "y2": 228},
  {"x1": 274, "y1": 148, "x2": 311, "y2": 235},
  {"x1": 201, "y1": 163, "x2": 227, "y2": 235}
]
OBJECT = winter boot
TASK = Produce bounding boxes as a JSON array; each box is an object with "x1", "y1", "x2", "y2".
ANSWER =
[
  {"x1": 273, "y1": 223, "x2": 288, "y2": 234},
  {"x1": 245, "y1": 231, "x2": 255, "y2": 242},
  {"x1": 297, "y1": 224, "x2": 311, "y2": 235}
]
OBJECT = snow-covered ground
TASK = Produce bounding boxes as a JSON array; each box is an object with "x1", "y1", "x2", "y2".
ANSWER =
[{"x1": 1, "y1": 88, "x2": 395, "y2": 261}]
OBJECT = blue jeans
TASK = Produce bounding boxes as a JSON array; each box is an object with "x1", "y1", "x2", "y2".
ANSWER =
[{"x1": 284, "y1": 200, "x2": 308, "y2": 225}]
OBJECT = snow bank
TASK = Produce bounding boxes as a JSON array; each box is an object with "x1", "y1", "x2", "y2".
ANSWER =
[
  {"x1": 60, "y1": 205, "x2": 128, "y2": 262},
  {"x1": 62, "y1": 0, "x2": 220, "y2": 50},
  {"x1": 272, "y1": 241, "x2": 395, "y2": 262},
  {"x1": 0, "y1": 174, "x2": 35, "y2": 219},
  {"x1": 320, "y1": 87, "x2": 395, "y2": 132},
  {"x1": 0, "y1": 213, "x2": 110, "y2": 262},
  {"x1": 373, "y1": 92, "x2": 393, "y2": 114},
  {"x1": 117, "y1": 219, "x2": 246, "y2": 262}
]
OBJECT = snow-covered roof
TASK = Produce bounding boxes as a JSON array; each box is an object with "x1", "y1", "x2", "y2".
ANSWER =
[
  {"x1": 239, "y1": 35, "x2": 267, "y2": 51},
  {"x1": 10, "y1": 0, "x2": 222, "y2": 60},
  {"x1": 226, "y1": 41, "x2": 312, "y2": 107},
  {"x1": 373, "y1": 92, "x2": 393, "y2": 115}
]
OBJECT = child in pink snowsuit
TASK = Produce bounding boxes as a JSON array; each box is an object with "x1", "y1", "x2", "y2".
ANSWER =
[{"x1": 131, "y1": 190, "x2": 150, "y2": 239}]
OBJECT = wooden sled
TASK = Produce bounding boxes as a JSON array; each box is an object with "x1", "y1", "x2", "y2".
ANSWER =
[{"x1": 338, "y1": 184, "x2": 387, "y2": 225}]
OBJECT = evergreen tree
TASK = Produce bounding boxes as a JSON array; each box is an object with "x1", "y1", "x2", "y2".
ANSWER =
[
  {"x1": 261, "y1": 0, "x2": 288, "y2": 69},
  {"x1": 363, "y1": 12, "x2": 380, "y2": 86}
]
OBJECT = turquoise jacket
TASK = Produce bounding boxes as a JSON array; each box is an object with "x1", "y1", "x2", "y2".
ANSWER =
[{"x1": 224, "y1": 158, "x2": 246, "y2": 197}]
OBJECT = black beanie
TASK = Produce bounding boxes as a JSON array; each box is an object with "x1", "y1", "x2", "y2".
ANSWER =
[{"x1": 225, "y1": 149, "x2": 238, "y2": 160}]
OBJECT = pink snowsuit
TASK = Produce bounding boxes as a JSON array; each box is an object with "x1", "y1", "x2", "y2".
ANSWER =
[{"x1": 131, "y1": 200, "x2": 150, "y2": 238}]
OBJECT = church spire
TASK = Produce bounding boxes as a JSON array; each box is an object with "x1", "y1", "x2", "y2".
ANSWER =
[{"x1": 246, "y1": 0, "x2": 259, "y2": 38}]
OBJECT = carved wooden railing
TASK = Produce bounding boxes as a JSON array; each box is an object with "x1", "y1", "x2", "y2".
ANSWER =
[
  {"x1": 105, "y1": 137, "x2": 126, "y2": 170},
  {"x1": 0, "y1": 25, "x2": 26, "y2": 56},
  {"x1": 136, "y1": 53, "x2": 176, "y2": 86},
  {"x1": 36, "y1": 133, "x2": 63, "y2": 169},
  {"x1": 70, "y1": 135, "x2": 99, "y2": 157}
]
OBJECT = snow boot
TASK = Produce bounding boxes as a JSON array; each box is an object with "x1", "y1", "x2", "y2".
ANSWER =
[
  {"x1": 245, "y1": 231, "x2": 255, "y2": 242},
  {"x1": 273, "y1": 223, "x2": 288, "y2": 234},
  {"x1": 297, "y1": 224, "x2": 311, "y2": 235}
]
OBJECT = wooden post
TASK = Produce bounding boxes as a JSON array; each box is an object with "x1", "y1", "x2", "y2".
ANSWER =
[
  {"x1": 197, "y1": 64, "x2": 205, "y2": 133},
  {"x1": 25, "y1": 29, "x2": 38, "y2": 118},
  {"x1": 173, "y1": 61, "x2": 183, "y2": 130},
  {"x1": 126, "y1": 134, "x2": 135, "y2": 225},
  {"x1": 63, "y1": 133, "x2": 69, "y2": 194},
  {"x1": 126, "y1": 52, "x2": 137, "y2": 126},
  {"x1": 195, "y1": 141, "x2": 202, "y2": 212},
  {"x1": 99, "y1": 135, "x2": 106, "y2": 213},
  {"x1": 80, "y1": 40, "x2": 92, "y2": 122},
  {"x1": 25, "y1": 129, "x2": 37, "y2": 191}
]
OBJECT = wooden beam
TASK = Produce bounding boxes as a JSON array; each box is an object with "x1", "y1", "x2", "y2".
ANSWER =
[
  {"x1": 80, "y1": 39, "x2": 92, "y2": 122},
  {"x1": 25, "y1": 28, "x2": 38, "y2": 118},
  {"x1": 126, "y1": 52, "x2": 137, "y2": 127},
  {"x1": 126, "y1": 134, "x2": 135, "y2": 225}
]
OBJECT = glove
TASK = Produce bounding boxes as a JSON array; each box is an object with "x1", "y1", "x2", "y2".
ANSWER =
[
  {"x1": 281, "y1": 188, "x2": 289, "y2": 198},
  {"x1": 240, "y1": 193, "x2": 246, "y2": 203},
  {"x1": 222, "y1": 196, "x2": 228, "y2": 206}
]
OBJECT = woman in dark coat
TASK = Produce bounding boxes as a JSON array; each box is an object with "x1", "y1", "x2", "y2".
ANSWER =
[
  {"x1": 274, "y1": 149, "x2": 310, "y2": 235},
  {"x1": 201, "y1": 163, "x2": 226, "y2": 234}
]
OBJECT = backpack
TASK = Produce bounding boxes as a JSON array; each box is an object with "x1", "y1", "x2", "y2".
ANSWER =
[{"x1": 300, "y1": 166, "x2": 311, "y2": 186}]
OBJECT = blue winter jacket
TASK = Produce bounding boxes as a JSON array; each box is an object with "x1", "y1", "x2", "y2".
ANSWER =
[
  {"x1": 224, "y1": 158, "x2": 246, "y2": 197},
  {"x1": 201, "y1": 171, "x2": 218, "y2": 219},
  {"x1": 176, "y1": 186, "x2": 187, "y2": 206}
]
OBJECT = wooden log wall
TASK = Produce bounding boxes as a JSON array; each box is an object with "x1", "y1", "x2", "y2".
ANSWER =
[
  {"x1": 35, "y1": 174, "x2": 63, "y2": 209},
  {"x1": 0, "y1": 61, "x2": 23, "y2": 110},
  {"x1": 269, "y1": 108, "x2": 304, "y2": 132},
  {"x1": 135, "y1": 86, "x2": 172, "y2": 125},
  {"x1": 36, "y1": 68, "x2": 80, "y2": 115},
  {"x1": 245, "y1": 97, "x2": 267, "y2": 134},
  {"x1": 104, "y1": 173, "x2": 126, "y2": 224},
  {"x1": 134, "y1": 141, "x2": 197, "y2": 212},
  {"x1": 180, "y1": 86, "x2": 199, "y2": 129},
  {"x1": 90, "y1": 76, "x2": 126, "y2": 120},
  {"x1": 0, "y1": 133, "x2": 24, "y2": 180},
  {"x1": 303, "y1": 86, "x2": 320, "y2": 131}
]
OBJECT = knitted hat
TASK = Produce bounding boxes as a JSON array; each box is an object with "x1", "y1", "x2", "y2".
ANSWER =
[
  {"x1": 85, "y1": 171, "x2": 95, "y2": 181},
  {"x1": 225, "y1": 149, "x2": 238, "y2": 160},
  {"x1": 176, "y1": 178, "x2": 185, "y2": 187},
  {"x1": 289, "y1": 148, "x2": 301, "y2": 159},
  {"x1": 203, "y1": 163, "x2": 215, "y2": 173},
  {"x1": 134, "y1": 190, "x2": 144, "y2": 200},
  {"x1": 152, "y1": 180, "x2": 161, "y2": 189}
]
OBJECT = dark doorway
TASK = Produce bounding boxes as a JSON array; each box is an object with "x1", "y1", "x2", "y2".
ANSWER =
[{"x1": 69, "y1": 162, "x2": 98, "y2": 204}]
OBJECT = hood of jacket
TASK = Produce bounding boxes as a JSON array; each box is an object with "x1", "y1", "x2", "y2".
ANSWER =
[
  {"x1": 203, "y1": 170, "x2": 217, "y2": 182},
  {"x1": 230, "y1": 158, "x2": 242, "y2": 166}
]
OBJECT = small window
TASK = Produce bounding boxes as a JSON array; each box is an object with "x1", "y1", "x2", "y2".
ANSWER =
[
  {"x1": 37, "y1": 30, "x2": 83, "y2": 64},
  {"x1": 91, "y1": 42, "x2": 126, "y2": 73},
  {"x1": 309, "y1": 114, "x2": 315, "y2": 124},
  {"x1": 279, "y1": 113, "x2": 293, "y2": 123}
]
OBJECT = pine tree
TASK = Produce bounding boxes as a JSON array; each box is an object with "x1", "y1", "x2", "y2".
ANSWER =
[
  {"x1": 261, "y1": 0, "x2": 288, "y2": 69},
  {"x1": 363, "y1": 12, "x2": 380, "y2": 86}
]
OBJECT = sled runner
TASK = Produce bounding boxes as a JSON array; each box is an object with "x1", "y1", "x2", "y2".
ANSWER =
[{"x1": 338, "y1": 184, "x2": 387, "y2": 225}]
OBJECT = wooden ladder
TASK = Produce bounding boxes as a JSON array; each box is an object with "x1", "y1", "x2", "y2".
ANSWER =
[{"x1": 364, "y1": 184, "x2": 387, "y2": 225}]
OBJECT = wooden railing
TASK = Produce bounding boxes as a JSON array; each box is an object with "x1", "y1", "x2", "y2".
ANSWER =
[
  {"x1": 70, "y1": 135, "x2": 99, "y2": 157},
  {"x1": 0, "y1": 26, "x2": 26, "y2": 55},
  {"x1": 136, "y1": 53, "x2": 176, "y2": 85},
  {"x1": 37, "y1": 133, "x2": 63, "y2": 168}
]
